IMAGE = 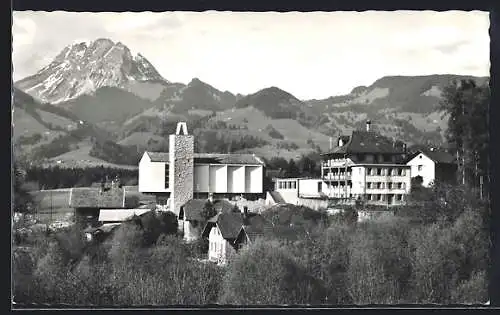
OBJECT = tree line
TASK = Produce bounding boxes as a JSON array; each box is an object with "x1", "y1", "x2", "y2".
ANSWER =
[{"x1": 22, "y1": 165, "x2": 138, "y2": 191}]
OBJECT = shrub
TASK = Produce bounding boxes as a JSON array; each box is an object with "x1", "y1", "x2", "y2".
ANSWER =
[{"x1": 219, "y1": 239, "x2": 325, "y2": 305}]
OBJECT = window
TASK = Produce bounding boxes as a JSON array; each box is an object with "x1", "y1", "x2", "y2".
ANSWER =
[
  {"x1": 380, "y1": 194, "x2": 385, "y2": 201},
  {"x1": 164, "y1": 166, "x2": 170, "y2": 189},
  {"x1": 366, "y1": 194, "x2": 372, "y2": 200},
  {"x1": 367, "y1": 168, "x2": 373, "y2": 175},
  {"x1": 317, "y1": 182, "x2": 323, "y2": 192},
  {"x1": 397, "y1": 183, "x2": 403, "y2": 189},
  {"x1": 417, "y1": 165, "x2": 423, "y2": 171},
  {"x1": 377, "y1": 168, "x2": 382, "y2": 176},
  {"x1": 291, "y1": 181, "x2": 297, "y2": 189},
  {"x1": 388, "y1": 183, "x2": 393, "y2": 190}
]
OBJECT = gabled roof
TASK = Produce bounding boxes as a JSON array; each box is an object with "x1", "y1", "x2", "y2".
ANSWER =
[
  {"x1": 69, "y1": 187, "x2": 125, "y2": 208},
  {"x1": 237, "y1": 215, "x2": 274, "y2": 243},
  {"x1": 180, "y1": 199, "x2": 207, "y2": 221},
  {"x1": 323, "y1": 131, "x2": 406, "y2": 155},
  {"x1": 213, "y1": 199, "x2": 236, "y2": 213},
  {"x1": 407, "y1": 149, "x2": 456, "y2": 165},
  {"x1": 201, "y1": 211, "x2": 271, "y2": 241},
  {"x1": 144, "y1": 151, "x2": 265, "y2": 165}
]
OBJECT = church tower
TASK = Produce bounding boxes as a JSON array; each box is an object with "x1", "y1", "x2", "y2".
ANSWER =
[{"x1": 169, "y1": 122, "x2": 194, "y2": 216}]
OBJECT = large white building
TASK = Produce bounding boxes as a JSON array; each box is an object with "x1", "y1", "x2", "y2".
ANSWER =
[
  {"x1": 272, "y1": 121, "x2": 412, "y2": 207},
  {"x1": 138, "y1": 122, "x2": 265, "y2": 215}
]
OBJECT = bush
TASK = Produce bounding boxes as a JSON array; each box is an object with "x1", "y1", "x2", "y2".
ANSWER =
[{"x1": 219, "y1": 239, "x2": 326, "y2": 305}]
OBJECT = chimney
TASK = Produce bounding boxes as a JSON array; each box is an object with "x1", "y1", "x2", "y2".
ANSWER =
[
  {"x1": 241, "y1": 206, "x2": 249, "y2": 225},
  {"x1": 366, "y1": 120, "x2": 371, "y2": 132}
]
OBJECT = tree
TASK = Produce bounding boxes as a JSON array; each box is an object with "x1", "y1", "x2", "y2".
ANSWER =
[
  {"x1": 440, "y1": 79, "x2": 489, "y2": 189},
  {"x1": 286, "y1": 159, "x2": 300, "y2": 178},
  {"x1": 13, "y1": 163, "x2": 34, "y2": 213},
  {"x1": 219, "y1": 240, "x2": 325, "y2": 305}
]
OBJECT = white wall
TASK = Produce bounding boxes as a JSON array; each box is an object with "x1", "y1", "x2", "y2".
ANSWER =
[
  {"x1": 209, "y1": 165, "x2": 228, "y2": 193},
  {"x1": 351, "y1": 166, "x2": 367, "y2": 195},
  {"x1": 298, "y1": 179, "x2": 324, "y2": 197},
  {"x1": 182, "y1": 220, "x2": 202, "y2": 242},
  {"x1": 208, "y1": 225, "x2": 228, "y2": 263},
  {"x1": 227, "y1": 166, "x2": 246, "y2": 193},
  {"x1": 138, "y1": 153, "x2": 169, "y2": 193},
  {"x1": 245, "y1": 166, "x2": 263, "y2": 193},
  {"x1": 194, "y1": 165, "x2": 210, "y2": 192},
  {"x1": 407, "y1": 153, "x2": 436, "y2": 187}
]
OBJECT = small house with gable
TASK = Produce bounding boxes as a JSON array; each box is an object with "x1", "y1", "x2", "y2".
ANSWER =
[
  {"x1": 406, "y1": 149, "x2": 457, "y2": 187},
  {"x1": 201, "y1": 207, "x2": 273, "y2": 265}
]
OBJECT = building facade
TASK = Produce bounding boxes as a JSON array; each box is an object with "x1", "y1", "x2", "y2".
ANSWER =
[
  {"x1": 272, "y1": 121, "x2": 412, "y2": 207},
  {"x1": 406, "y1": 149, "x2": 457, "y2": 187},
  {"x1": 138, "y1": 122, "x2": 265, "y2": 215}
]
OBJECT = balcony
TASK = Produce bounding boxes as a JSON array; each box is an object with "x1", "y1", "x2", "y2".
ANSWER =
[{"x1": 323, "y1": 173, "x2": 352, "y2": 181}]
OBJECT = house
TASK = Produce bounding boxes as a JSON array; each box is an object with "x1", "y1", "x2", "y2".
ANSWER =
[
  {"x1": 178, "y1": 198, "x2": 237, "y2": 242},
  {"x1": 98, "y1": 208, "x2": 151, "y2": 224},
  {"x1": 270, "y1": 121, "x2": 412, "y2": 207},
  {"x1": 138, "y1": 122, "x2": 266, "y2": 215},
  {"x1": 201, "y1": 207, "x2": 271, "y2": 265},
  {"x1": 406, "y1": 149, "x2": 457, "y2": 187},
  {"x1": 69, "y1": 185, "x2": 126, "y2": 228}
]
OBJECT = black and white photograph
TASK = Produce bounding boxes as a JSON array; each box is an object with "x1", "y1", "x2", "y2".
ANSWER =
[{"x1": 12, "y1": 10, "x2": 491, "y2": 307}]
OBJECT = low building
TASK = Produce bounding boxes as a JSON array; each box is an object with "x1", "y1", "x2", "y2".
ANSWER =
[
  {"x1": 138, "y1": 122, "x2": 266, "y2": 216},
  {"x1": 201, "y1": 207, "x2": 271, "y2": 265},
  {"x1": 98, "y1": 208, "x2": 151, "y2": 224},
  {"x1": 406, "y1": 149, "x2": 457, "y2": 187},
  {"x1": 69, "y1": 186, "x2": 126, "y2": 227}
]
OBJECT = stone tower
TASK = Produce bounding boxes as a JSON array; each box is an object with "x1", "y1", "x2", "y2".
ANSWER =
[{"x1": 169, "y1": 122, "x2": 194, "y2": 216}]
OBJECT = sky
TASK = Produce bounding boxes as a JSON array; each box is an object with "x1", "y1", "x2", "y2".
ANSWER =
[{"x1": 12, "y1": 10, "x2": 490, "y2": 100}]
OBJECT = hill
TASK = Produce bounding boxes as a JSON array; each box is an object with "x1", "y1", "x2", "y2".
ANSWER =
[{"x1": 56, "y1": 86, "x2": 157, "y2": 124}]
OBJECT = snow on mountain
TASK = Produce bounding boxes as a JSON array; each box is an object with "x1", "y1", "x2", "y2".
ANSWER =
[{"x1": 15, "y1": 38, "x2": 169, "y2": 104}]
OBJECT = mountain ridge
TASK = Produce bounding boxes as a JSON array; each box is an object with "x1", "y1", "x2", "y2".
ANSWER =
[{"x1": 13, "y1": 38, "x2": 490, "y2": 164}]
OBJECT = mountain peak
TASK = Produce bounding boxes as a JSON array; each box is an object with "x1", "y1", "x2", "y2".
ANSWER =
[{"x1": 15, "y1": 38, "x2": 169, "y2": 104}]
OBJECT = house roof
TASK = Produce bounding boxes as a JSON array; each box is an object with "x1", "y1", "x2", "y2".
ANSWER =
[
  {"x1": 323, "y1": 131, "x2": 406, "y2": 155},
  {"x1": 84, "y1": 223, "x2": 121, "y2": 234},
  {"x1": 146, "y1": 152, "x2": 170, "y2": 162},
  {"x1": 213, "y1": 199, "x2": 236, "y2": 213},
  {"x1": 145, "y1": 151, "x2": 265, "y2": 165},
  {"x1": 237, "y1": 215, "x2": 274, "y2": 243},
  {"x1": 407, "y1": 149, "x2": 456, "y2": 165},
  {"x1": 202, "y1": 211, "x2": 271, "y2": 241},
  {"x1": 180, "y1": 199, "x2": 207, "y2": 221},
  {"x1": 69, "y1": 187, "x2": 125, "y2": 208},
  {"x1": 98, "y1": 209, "x2": 150, "y2": 222}
]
